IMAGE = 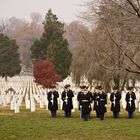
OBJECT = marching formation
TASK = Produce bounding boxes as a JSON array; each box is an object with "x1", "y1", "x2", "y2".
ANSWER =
[
  {"x1": 0, "y1": 76, "x2": 140, "y2": 121},
  {"x1": 60, "y1": 85, "x2": 138, "y2": 121}
]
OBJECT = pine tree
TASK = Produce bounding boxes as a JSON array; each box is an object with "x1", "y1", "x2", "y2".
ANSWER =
[
  {"x1": 0, "y1": 33, "x2": 21, "y2": 79},
  {"x1": 31, "y1": 9, "x2": 72, "y2": 79}
]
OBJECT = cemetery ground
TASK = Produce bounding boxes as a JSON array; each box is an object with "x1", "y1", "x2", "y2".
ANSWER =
[{"x1": 0, "y1": 105, "x2": 140, "y2": 140}]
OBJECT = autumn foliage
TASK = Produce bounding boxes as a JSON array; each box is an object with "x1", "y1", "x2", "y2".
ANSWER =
[{"x1": 33, "y1": 60, "x2": 62, "y2": 88}]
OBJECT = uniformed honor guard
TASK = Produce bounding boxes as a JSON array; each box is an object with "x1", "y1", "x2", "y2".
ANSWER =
[
  {"x1": 125, "y1": 87, "x2": 136, "y2": 119},
  {"x1": 80, "y1": 86, "x2": 92, "y2": 121},
  {"x1": 92, "y1": 86, "x2": 100, "y2": 118},
  {"x1": 77, "y1": 86, "x2": 84, "y2": 118},
  {"x1": 47, "y1": 85, "x2": 59, "y2": 118},
  {"x1": 97, "y1": 86, "x2": 107, "y2": 120},
  {"x1": 110, "y1": 86, "x2": 121, "y2": 118},
  {"x1": 86, "y1": 86, "x2": 92, "y2": 118},
  {"x1": 62, "y1": 84, "x2": 74, "y2": 118}
]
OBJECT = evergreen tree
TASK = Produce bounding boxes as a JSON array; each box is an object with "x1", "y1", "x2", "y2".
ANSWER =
[
  {"x1": 0, "y1": 33, "x2": 21, "y2": 78},
  {"x1": 31, "y1": 9, "x2": 72, "y2": 79}
]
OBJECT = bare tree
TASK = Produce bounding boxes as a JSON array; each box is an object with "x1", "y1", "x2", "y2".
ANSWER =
[
  {"x1": 0, "y1": 19, "x2": 7, "y2": 32},
  {"x1": 68, "y1": 0, "x2": 140, "y2": 91},
  {"x1": 1, "y1": 16, "x2": 43, "y2": 72}
]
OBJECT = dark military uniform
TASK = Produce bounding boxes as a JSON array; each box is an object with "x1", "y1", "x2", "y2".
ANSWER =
[
  {"x1": 93, "y1": 92, "x2": 100, "y2": 118},
  {"x1": 80, "y1": 92, "x2": 92, "y2": 121},
  {"x1": 110, "y1": 91, "x2": 121, "y2": 118},
  {"x1": 125, "y1": 92, "x2": 136, "y2": 118},
  {"x1": 77, "y1": 91, "x2": 83, "y2": 110},
  {"x1": 62, "y1": 89, "x2": 74, "y2": 117},
  {"x1": 47, "y1": 90, "x2": 59, "y2": 118},
  {"x1": 97, "y1": 92, "x2": 107, "y2": 120},
  {"x1": 77, "y1": 90, "x2": 84, "y2": 118},
  {"x1": 88, "y1": 91, "x2": 92, "y2": 118}
]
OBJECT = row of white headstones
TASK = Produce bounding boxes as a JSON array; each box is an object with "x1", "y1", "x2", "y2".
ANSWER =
[
  {"x1": 0, "y1": 76, "x2": 140, "y2": 113},
  {"x1": 0, "y1": 76, "x2": 79, "y2": 113}
]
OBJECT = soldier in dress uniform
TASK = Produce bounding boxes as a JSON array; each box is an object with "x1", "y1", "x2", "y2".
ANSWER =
[
  {"x1": 62, "y1": 84, "x2": 74, "y2": 118},
  {"x1": 77, "y1": 86, "x2": 84, "y2": 118},
  {"x1": 47, "y1": 85, "x2": 59, "y2": 118},
  {"x1": 80, "y1": 86, "x2": 92, "y2": 121},
  {"x1": 86, "y1": 86, "x2": 92, "y2": 118},
  {"x1": 92, "y1": 86, "x2": 100, "y2": 118},
  {"x1": 97, "y1": 86, "x2": 107, "y2": 120},
  {"x1": 125, "y1": 86, "x2": 136, "y2": 119},
  {"x1": 110, "y1": 86, "x2": 121, "y2": 118}
]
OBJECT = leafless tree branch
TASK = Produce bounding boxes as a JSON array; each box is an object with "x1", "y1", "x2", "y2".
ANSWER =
[
  {"x1": 125, "y1": 67, "x2": 140, "y2": 74},
  {"x1": 126, "y1": 0, "x2": 140, "y2": 18}
]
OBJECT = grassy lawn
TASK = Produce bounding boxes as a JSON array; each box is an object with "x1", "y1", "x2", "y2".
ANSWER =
[{"x1": 0, "y1": 105, "x2": 140, "y2": 140}]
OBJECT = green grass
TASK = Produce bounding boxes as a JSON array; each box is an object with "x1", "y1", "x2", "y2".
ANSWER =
[{"x1": 0, "y1": 105, "x2": 140, "y2": 140}]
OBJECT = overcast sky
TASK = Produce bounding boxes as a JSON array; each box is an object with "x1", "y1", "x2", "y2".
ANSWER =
[{"x1": 0, "y1": 0, "x2": 85, "y2": 23}]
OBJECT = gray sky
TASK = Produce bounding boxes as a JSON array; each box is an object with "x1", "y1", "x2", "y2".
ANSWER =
[{"x1": 0, "y1": 0, "x2": 85, "y2": 23}]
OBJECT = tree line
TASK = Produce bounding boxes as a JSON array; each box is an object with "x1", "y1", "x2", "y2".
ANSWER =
[
  {"x1": 0, "y1": 9, "x2": 72, "y2": 84},
  {"x1": 69, "y1": 0, "x2": 140, "y2": 91},
  {"x1": 0, "y1": 0, "x2": 140, "y2": 90}
]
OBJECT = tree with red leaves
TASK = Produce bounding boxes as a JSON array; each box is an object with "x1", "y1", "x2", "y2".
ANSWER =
[{"x1": 33, "y1": 60, "x2": 62, "y2": 88}]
